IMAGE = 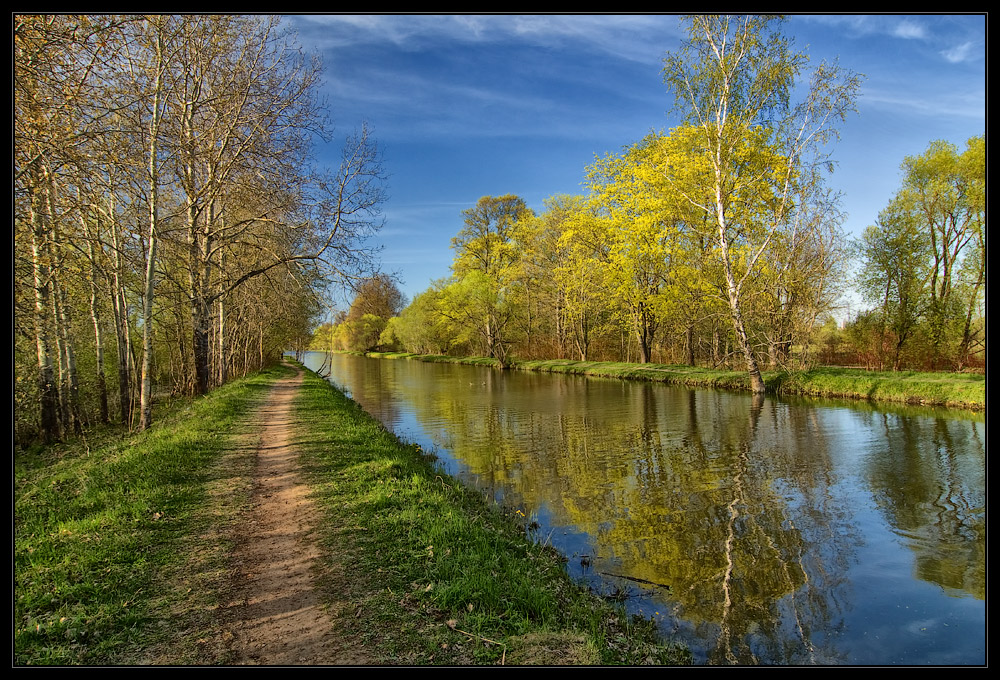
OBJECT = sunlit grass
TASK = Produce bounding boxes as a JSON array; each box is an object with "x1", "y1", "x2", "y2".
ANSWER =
[
  {"x1": 773, "y1": 367, "x2": 984, "y2": 409},
  {"x1": 13, "y1": 366, "x2": 287, "y2": 665},
  {"x1": 16, "y1": 358, "x2": 692, "y2": 665}
]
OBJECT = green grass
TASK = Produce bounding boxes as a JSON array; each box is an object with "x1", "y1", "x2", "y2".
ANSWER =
[
  {"x1": 15, "y1": 362, "x2": 690, "y2": 665},
  {"x1": 13, "y1": 366, "x2": 288, "y2": 665},
  {"x1": 293, "y1": 365, "x2": 690, "y2": 665},
  {"x1": 368, "y1": 352, "x2": 984, "y2": 410},
  {"x1": 772, "y1": 367, "x2": 985, "y2": 409}
]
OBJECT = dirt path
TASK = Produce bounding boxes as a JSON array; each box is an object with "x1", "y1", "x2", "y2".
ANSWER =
[{"x1": 222, "y1": 364, "x2": 367, "y2": 665}]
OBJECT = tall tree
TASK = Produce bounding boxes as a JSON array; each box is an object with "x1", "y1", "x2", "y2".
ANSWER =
[
  {"x1": 585, "y1": 138, "x2": 682, "y2": 363},
  {"x1": 662, "y1": 15, "x2": 861, "y2": 392},
  {"x1": 856, "y1": 198, "x2": 931, "y2": 371},
  {"x1": 14, "y1": 15, "x2": 124, "y2": 441},
  {"x1": 523, "y1": 195, "x2": 609, "y2": 361},
  {"x1": 346, "y1": 274, "x2": 407, "y2": 321},
  {"x1": 167, "y1": 16, "x2": 328, "y2": 396},
  {"x1": 898, "y1": 136, "x2": 984, "y2": 368},
  {"x1": 450, "y1": 195, "x2": 534, "y2": 363},
  {"x1": 14, "y1": 15, "x2": 388, "y2": 442},
  {"x1": 136, "y1": 15, "x2": 178, "y2": 430}
]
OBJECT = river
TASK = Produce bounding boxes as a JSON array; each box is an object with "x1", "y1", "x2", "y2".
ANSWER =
[{"x1": 300, "y1": 351, "x2": 985, "y2": 665}]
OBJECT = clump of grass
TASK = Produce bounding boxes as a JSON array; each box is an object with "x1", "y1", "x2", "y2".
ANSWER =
[
  {"x1": 14, "y1": 366, "x2": 289, "y2": 665},
  {"x1": 293, "y1": 366, "x2": 690, "y2": 665}
]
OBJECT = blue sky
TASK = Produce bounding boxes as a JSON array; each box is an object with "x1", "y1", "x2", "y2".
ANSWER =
[{"x1": 285, "y1": 14, "x2": 986, "y2": 310}]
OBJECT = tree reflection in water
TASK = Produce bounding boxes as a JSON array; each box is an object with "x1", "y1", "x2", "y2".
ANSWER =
[{"x1": 310, "y1": 352, "x2": 985, "y2": 665}]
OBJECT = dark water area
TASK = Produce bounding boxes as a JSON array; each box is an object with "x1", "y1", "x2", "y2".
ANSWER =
[{"x1": 300, "y1": 351, "x2": 985, "y2": 665}]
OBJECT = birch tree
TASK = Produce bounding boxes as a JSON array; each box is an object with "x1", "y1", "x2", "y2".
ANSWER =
[
  {"x1": 14, "y1": 14, "x2": 388, "y2": 442},
  {"x1": 662, "y1": 15, "x2": 861, "y2": 392}
]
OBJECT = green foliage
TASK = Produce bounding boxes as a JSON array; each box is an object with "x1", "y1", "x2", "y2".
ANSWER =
[
  {"x1": 385, "y1": 17, "x2": 978, "y2": 376},
  {"x1": 446, "y1": 195, "x2": 535, "y2": 363},
  {"x1": 850, "y1": 134, "x2": 985, "y2": 371},
  {"x1": 387, "y1": 281, "x2": 469, "y2": 356},
  {"x1": 660, "y1": 15, "x2": 861, "y2": 390},
  {"x1": 347, "y1": 274, "x2": 407, "y2": 320},
  {"x1": 855, "y1": 199, "x2": 931, "y2": 369},
  {"x1": 337, "y1": 314, "x2": 386, "y2": 353},
  {"x1": 452, "y1": 195, "x2": 532, "y2": 280},
  {"x1": 318, "y1": 275, "x2": 407, "y2": 353}
]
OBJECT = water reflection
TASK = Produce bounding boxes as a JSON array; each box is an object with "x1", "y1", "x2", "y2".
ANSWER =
[
  {"x1": 862, "y1": 412, "x2": 986, "y2": 599},
  {"x1": 305, "y1": 352, "x2": 985, "y2": 665}
]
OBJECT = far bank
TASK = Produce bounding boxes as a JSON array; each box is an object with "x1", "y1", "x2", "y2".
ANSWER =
[{"x1": 358, "y1": 352, "x2": 984, "y2": 411}]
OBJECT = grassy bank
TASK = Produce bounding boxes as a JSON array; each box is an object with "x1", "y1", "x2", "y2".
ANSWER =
[
  {"x1": 14, "y1": 366, "x2": 281, "y2": 665},
  {"x1": 292, "y1": 365, "x2": 689, "y2": 665},
  {"x1": 15, "y1": 363, "x2": 689, "y2": 665},
  {"x1": 367, "y1": 352, "x2": 985, "y2": 410}
]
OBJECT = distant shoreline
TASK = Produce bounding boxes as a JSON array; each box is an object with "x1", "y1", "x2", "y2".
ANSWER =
[{"x1": 357, "y1": 351, "x2": 985, "y2": 411}]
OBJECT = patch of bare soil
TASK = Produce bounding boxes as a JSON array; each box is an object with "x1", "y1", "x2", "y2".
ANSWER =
[{"x1": 219, "y1": 365, "x2": 368, "y2": 665}]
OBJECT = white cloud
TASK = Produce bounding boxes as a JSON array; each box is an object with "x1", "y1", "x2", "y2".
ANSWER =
[
  {"x1": 798, "y1": 15, "x2": 935, "y2": 42},
  {"x1": 941, "y1": 41, "x2": 978, "y2": 64},
  {"x1": 891, "y1": 19, "x2": 927, "y2": 40},
  {"x1": 861, "y1": 87, "x2": 985, "y2": 120}
]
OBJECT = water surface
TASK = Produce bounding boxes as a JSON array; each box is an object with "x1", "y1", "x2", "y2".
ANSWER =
[{"x1": 301, "y1": 352, "x2": 985, "y2": 665}]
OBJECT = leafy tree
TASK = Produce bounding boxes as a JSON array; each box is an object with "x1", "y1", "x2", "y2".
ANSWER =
[
  {"x1": 449, "y1": 195, "x2": 534, "y2": 364},
  {"x1": 541, "y1": 196, "x2": 614, "y2": 361},
  {"x1": 346, "y1": 274, "x2": 407, "y2": 321},
  {"x1": 856, "y1": 198, "x2": 931, "y2": 370},
  {"x1": 584, "y1": 137, "x2": 686, "y2": 363},
  {"x1": 388, "y1": 280, "x2": 467, "y2": 355},
  {"x1": 328, "y1": 274, "x2": 406, "y2": 352},
  {"x1": 899, "y1": 136, "x2": 984, "y2": 368},
  {"x1": 338, "y1": 314, "x2": 389, "y2": 353},
  {"x1": 662, "y1": 15, "x2": 861, "y2": 391},
  {"x1": 440, "y1": 270, "x2": 523, "y2": 364},
  {"x1": 13, "y1": 15, "x2": 386, "y2": 442}
]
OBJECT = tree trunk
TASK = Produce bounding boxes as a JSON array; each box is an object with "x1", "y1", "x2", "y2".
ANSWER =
[
  {"x1": 53, "y1": 266, "x2": 83, "y2": 434},
  {"x1": 139, "y1": 23, "x2": 165, "y2": 431},
  {"x1": 86, "y1": 229, "x2": 110, "y2": 424},
  {"x1": 47, "y1": 178, "x2": 82, "y2": 435},
  {"x1": 191, "y1": 295, "x2": 211, "y2": 395},
  {"x1": 633, "y1": 305, "x2": 653, "y2": 364},
  {"x1": 716, "y1": 188, "x2": 766, "y2": 393},
  {"x1": 29, "y1": 164, "x2": 60, "y2": 443},
  {"x1": 218, "y1": 293, "x2": 228, "y2": 385},
  {"x1": 111, "y1": 217, "x2": 133, "y2": 428}
]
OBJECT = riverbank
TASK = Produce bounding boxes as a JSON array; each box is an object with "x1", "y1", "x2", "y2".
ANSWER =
[
  {"x1": 14, "y1": 363, "x2": 689, "y2": 665},
  {"x1": 366, "y1": 352, "x2": 985, "y2": 411}
]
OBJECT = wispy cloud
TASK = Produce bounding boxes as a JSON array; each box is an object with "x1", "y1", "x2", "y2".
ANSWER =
[
  {"x1": 862, "y1": 87, "x2": 985, "y2": 120},
  {"x1": 941, "y1": 40, "x2": 979, "y2": 64},
  {"x1": 891, "y1": 19, "x2": 927, "y2": 40},
  {"x1": 290, "y1": 14, "x2": 680, "y2": 64}
]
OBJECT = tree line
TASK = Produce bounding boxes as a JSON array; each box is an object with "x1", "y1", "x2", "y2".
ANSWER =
[
  {"x1": 15, "y1": 15, "x2": 386, "y2": 445},
  {"x1": 851, "y1": 136, "x2": 984, "y2": 371},
  {"x1": 321, "y1": 16, "x2": 984, "y2": 383}
]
